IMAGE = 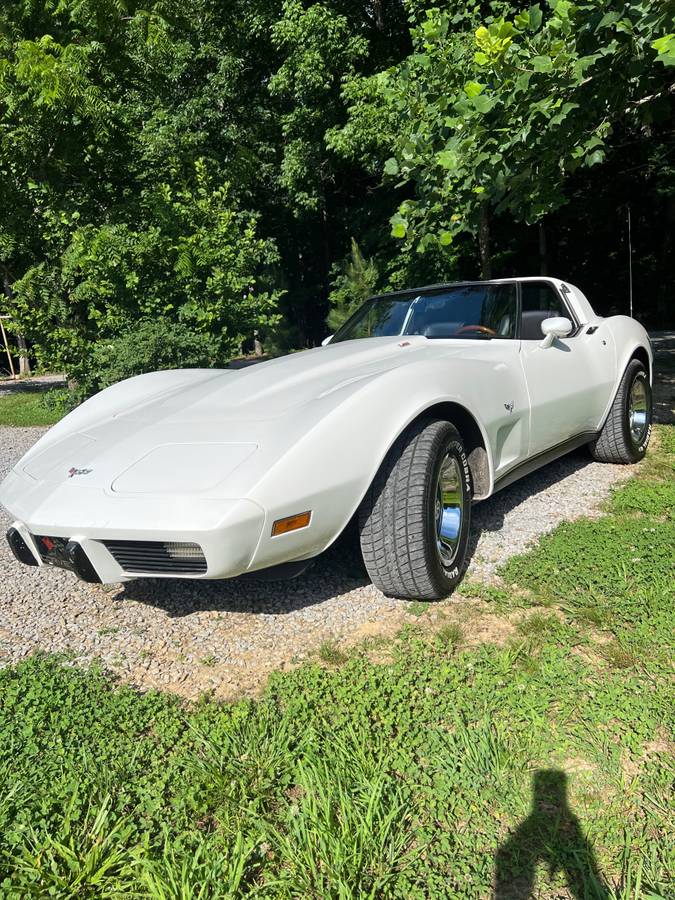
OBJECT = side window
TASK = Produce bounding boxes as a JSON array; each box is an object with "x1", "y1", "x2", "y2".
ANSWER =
[
  {"x1": 486, "y1": 283, "x2": 518, "y2": 338},
  {"x1": 520, "y1": 281, "x2": 567, "y2": 340}
]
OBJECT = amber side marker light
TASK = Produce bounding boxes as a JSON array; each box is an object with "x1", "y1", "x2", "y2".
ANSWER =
[{"x1": 271, "y1": 511, "x2": 311, "y2": 536}]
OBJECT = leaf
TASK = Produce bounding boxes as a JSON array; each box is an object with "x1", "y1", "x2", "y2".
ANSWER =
[
  {"x1": 438, "y1": 150, "x2": 458, "y2": 170},
  {"x1": 598, "y1": 11, "x2": 620, "y2": 29},
  {"x1": 383, "y1": 157, "x2": 399, "y2": 176},
  {"x1": 652, "y1": 34, "x2": 675, "y2": 67},
  {"x1": 439, "y1": 231, "x2": 453, "y2": 246},
  {"x1": 529, "y1": 5, "x2": 543, "y2": 32},
  {"x1": 472, "y1": 94, "x2": 495, "y2": 114},
  {"x1": 475, "y1": 26, "x2": 490, "y2": 47},
  {"x1": 532, "y1": 56, "x2": 553, "y2": 73},
  {"x1": 585, "y1": 149, "x2": 605, "y2": 167},
  {"x1": 465, "y1": 81, "x2": 485, "y2": 98},
  {"x1": 551, "y1": 0, "x2": 572, "y2": 20},
  {"x1": 390, "y1": 212, "x2": 408, "y2": 239},
  {"x1": 515, "y1": 72, "x2": 532, "y2": 93}
]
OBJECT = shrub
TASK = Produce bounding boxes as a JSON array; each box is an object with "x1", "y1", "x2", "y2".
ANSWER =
[{"x1": 81, "y1": 319, "x2": 220, "y2": 397}]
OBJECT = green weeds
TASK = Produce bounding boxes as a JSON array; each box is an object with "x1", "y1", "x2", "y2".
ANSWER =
[{"x1": 318, "y1": 640, "x2": 349, "y2": 665}]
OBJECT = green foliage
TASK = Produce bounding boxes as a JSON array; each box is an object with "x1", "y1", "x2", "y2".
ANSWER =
[
  {"x1": 267, "y1": 733, "x2": 416, "y2": 896},
  {"x1": 269, "y1": 0, "x2": 369, "y2": 212},
  {"x1": 327, "y1": 238, "x2": 379, "y2": 332},
  {"x1": 0, "y1": 427, "x2": 672, "y2": 896},
  {"x1": 342, "y1": 0, "x2": 675, "y2": 257},
  {"x1": 1, "y1": 0, "x2": 673, "y2": 372},
  {"x1": 82, "y1": 318, "x2": 218, "y2": 397},
  {"x1": 10, "y1": 164, "x2": 280, "y2": 390},
  {"x1": 7, "y1": 795, "x2": 136, "y2": 896},
  {"x1": 500, "y1": 425, "x2": 675, "y2": 680}
]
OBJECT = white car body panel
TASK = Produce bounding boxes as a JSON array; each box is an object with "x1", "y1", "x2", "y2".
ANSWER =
[{"x1": 0, "y1": 277, "x2": 652, "y2": 584}]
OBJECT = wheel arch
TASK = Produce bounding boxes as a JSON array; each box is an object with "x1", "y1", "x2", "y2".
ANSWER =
[
  {"x1": 402, "y1": 401, "x2": 491, "y2": 499},
  {"x1": 629, "y1": 345, "x2": 651, "y2": 383}
]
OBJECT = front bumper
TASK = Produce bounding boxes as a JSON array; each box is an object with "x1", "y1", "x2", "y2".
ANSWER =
[
  {"x1": 7, "y1": 527, "x2": 101, "y2": 582},
  {"x1": 2, "y1": 467, "x2": 267, "y2": 584},
  {"x1": 6, "y1": 503, "x2": 265, "y2": 583}
]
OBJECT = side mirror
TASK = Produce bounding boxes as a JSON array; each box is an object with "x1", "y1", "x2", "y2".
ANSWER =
[
  {"x1": 321, "y1": 335, "x2": 333, "y2": 347},
  {"x1": 540, "y1": 316, "x2": 573, "y2": 349}
]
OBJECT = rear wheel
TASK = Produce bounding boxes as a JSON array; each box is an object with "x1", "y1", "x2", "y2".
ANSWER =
[
  {"x1": 590, "y1": 359, "x2": 652, "y2": 463},
  {"x1": 358, "y1": 419, "x2": 472, "y2": 600}
]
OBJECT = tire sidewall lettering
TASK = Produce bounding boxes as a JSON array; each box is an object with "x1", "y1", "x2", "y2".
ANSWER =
[
  {"x1": 625, "y1": 368, "x2": 652, "y2": 458},
  {"x1": 448, "y1": 439, "x2": 472, "y2": 491},
  {"x1": 429, "y1": 433, "x2": 471, "y2": 589},
  {"x1": 636, "y1": 422, "x2": 651, "y2": 455}
]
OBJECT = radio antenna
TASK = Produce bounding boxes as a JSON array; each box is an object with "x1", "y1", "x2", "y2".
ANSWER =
[{"x1": 627, "y1": 205, "x2": 633, "y2": 318}]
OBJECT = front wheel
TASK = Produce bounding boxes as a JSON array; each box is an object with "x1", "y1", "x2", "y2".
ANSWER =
[
  {"x1": 590, "y1": 359, "x2": 652, "y2": 464},
  {"x1": 358, "y1": 419, "x2": 472, "y2": 600}
]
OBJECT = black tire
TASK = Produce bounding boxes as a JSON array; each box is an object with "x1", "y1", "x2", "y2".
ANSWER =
[
  {"x1": 358, "y1": 418, "x2": 472, "y2": 600},
  {"x1": 590, "y1": 359, "x2": 652, "y2": 463}
]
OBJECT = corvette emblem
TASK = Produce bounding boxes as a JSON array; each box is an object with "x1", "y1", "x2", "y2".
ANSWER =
[
  {"x1": 504, "y1": 401, "x2": 514, "y2": 414},
  {"x1": 68, "y1": 467, "x2": 92, "y2": 478}
]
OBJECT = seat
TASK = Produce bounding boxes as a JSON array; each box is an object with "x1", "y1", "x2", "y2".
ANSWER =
[{"x1": 521, "y1": 310, "x2": 554, "y2": 340}]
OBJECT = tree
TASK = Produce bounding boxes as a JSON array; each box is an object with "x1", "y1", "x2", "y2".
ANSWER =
[
  {"x1": 365, "y1": 1, "x2": 675, "y2": 267},
  {"x1": 327, "y1": 238, "x2": 379, "y2": 331},
  {"x1": 0, "y1": 0, "x2": 281, "y2": 387},
  {"x1": 11, "y1": 163, "x2": 280, "y2": 387}
]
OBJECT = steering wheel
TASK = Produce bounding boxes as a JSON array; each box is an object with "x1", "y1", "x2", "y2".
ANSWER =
[{"x1": 455, "y1": 324, "x2": 497, "y2": 336}]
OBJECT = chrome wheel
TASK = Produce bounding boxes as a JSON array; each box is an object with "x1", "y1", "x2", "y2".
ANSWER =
[
  {"x1": 435, "y1": 453, "x2": 464, "y2": 568},
  {"x1": 628, "y1": 377, "x2": 648, "y2": 444}
]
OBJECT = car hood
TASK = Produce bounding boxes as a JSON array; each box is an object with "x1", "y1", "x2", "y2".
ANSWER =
[
  {"x1": 7, "y1": 336, "x2": 481, "y2": 497},
  {"x1": 114, "y1": 335, "x2": 436, "y2": 424}
]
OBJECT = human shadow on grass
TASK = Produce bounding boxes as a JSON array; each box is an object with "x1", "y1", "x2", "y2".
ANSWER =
[
  {"x1": 494, "y1": 769, "x2": 610, "y2": 900},
  {"x1": 116, "y1": 450, "x2": 596, "y2": 617}
]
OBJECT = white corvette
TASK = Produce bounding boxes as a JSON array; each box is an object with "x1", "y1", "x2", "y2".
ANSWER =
[{"x1": 1, "y1": 277, "x2": 652, "y2": 599}]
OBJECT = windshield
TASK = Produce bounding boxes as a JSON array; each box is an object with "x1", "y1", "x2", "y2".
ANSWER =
[{"x1": 332, "y1": 283, "x2": 517, "y2": 343}]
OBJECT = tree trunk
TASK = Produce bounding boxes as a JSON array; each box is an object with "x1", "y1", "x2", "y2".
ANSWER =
[
  {"x1": 538, "y1": 221, "x2": 548, "y2": 275},
  {"x1": 478, "y1": 202, "x2": 492, "y2": 279},
  {"x1": 17, "y1": 334, "x2": 30, "y2": 376},
  {"x1": 1, "y1": 268, "x2": 31, "y2": 376},
  {"x1": 319, "y1": 201, "x2": 331, "y2": 346},
  {"x1": 372, "y1": 0, "x2": 384, "y2": 30}
]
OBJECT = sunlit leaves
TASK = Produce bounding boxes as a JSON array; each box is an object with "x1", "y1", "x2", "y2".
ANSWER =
[
  {"x1": 356, "y1": 0, "x2": 675, "y2": 257},
  {"x1": 383, "y1": 157, "x2": 399, "y2": 176},
  {"x1": 390, "y1": 212, "x2": 407, "y2": 239},
  {"x1": 652, "y1": 34, "x2": 675, "y2": 67},
  {"x1": 437, "y1": 150, "x2": 458, "y2": 170},
  {"x1": 532, "y1": 55, "x2": 553, "y2": 72}
]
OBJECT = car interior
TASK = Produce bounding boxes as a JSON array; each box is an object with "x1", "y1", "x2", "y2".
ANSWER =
[{"x1": 519, "y1": 282, "x2": 567, "y2": 339}]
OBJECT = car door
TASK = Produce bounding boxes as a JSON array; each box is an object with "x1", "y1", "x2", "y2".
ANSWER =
[
  {"x1": 518, "y1": 280, "x2": 615, "y2": 456},
  {"x1": 438, "y1": 280, "x2": 532, "y2": 480}
]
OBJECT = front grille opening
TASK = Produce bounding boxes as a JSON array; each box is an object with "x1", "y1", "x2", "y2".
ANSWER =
[{"x1": 103, "y1": 540, "x2": 207, "y2": 575}]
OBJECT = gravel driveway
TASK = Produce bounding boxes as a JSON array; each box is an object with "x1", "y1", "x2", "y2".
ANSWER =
[
  {"x1": 0, "y1": 433, "x2": 636, "y2": 699},
  {"x1": 1, "y1": 339, "x2": 672, "y2": 699}
]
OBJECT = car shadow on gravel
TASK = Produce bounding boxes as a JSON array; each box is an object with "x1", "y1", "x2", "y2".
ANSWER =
[
  {"x1": 117, "y1": 518, "x2": 372, "y2": 617},
  {"x1": 469, "y1": 448, "x2": 593, "y2": 541},
  {"x1": 118, "y1": 449, "x2": 596, "y2": 618}
]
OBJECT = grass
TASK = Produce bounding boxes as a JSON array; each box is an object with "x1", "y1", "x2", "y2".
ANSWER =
[
  {"x1": 0, "y1": 391, "x2": 64, "y2": 426},
  {"x1": 0, "y1": 426, "x2": 672, "y2": 897},
  {"x1": 318, "y1": 640, "x2": 349, "y2": 665}
]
